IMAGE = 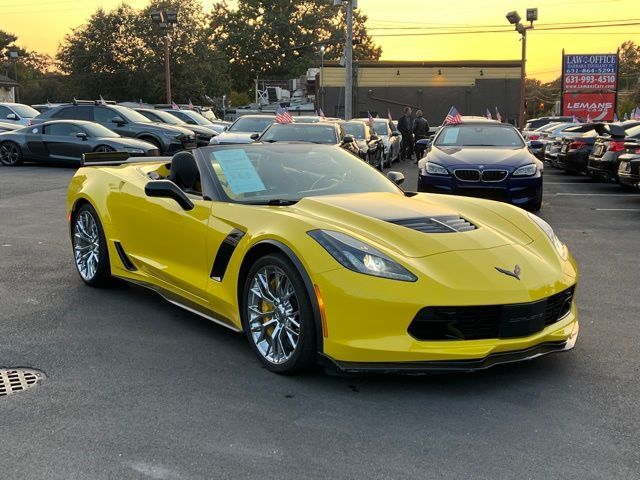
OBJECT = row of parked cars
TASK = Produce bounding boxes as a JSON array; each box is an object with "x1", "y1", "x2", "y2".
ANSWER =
[
  {"x1": 524, "y1": 116, "x2": 640, "y2": 190},
  {"x1": 0, "y1": 101, "x2": 408, "y2": 171},
  {"x1": 0, "y1": 100, "x2": 230, "y2": 166}
]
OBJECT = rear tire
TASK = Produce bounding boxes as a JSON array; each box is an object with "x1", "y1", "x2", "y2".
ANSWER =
[
  {"x1": 0, "y1": 142, "x2": 23, "y2": 166},
  {"x1": 72, "y1": 203, "x2": 111, "y2": 287},
  {"x1": 241, "y1": 253, "x2": 316, "y2": 374}
]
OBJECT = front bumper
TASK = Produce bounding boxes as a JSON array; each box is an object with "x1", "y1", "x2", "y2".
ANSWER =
[
  {"x1": 417, "y1": 172, "x2": 541, "y2": 208},
  {"x1": 320, "y1": 330, "x2": 578, "y2": 374}
]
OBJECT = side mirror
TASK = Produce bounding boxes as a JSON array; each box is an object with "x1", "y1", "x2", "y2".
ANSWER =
[
  {"x1": 223, "y1": 126, "x2": 228, "y2": 131},
  {"x1": 111, "y1": 116, "x2": 125, "y2": 125},
  {"x1": 76, "y1": 132, "x2": 88, "y2": 140},
  {"x1": 145, "y1": 180, "x2": 194, "y2": 211},
  {"x1": 250, "y1": 133, "x2": 260, "y2": 140},
  {"x1": 416, "y1": 139, "x2": 431, "y2": 147},
  {"x1": 387, "y1": 171, "x2": 405, "y2": 186},
  {"x1": 342, "y1": 134, "x2": 355, "y2": 144},
  {"x1": 391, "y1": 131, "x2": 400, "y2": 137},
  {"x1": 6, "y1": 113, "x2": 18, "y2": 121}
]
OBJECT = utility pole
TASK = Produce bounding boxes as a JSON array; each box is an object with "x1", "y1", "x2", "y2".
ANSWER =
[
  {"x1": 506, "y1": 8, "x2": 536, "y2": 129},
  {"x1": 150, "y1": 10, "x2": 178, "y2": 105},
  {"x1": 164, "y1": 35, "x2": 172, "y2": 104},
  {"x1": 344, "y1": 0, "x2": 354, "y2": 120}
]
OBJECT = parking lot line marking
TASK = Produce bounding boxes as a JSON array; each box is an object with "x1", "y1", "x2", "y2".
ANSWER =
[
  {"x1": 555, "y1": 193, "x2": 640, "y2": 197},
  {"x1": 594, "y1": 208, "x2": 640, "y2": 212},
  {"x1": 545, "y1": 182, "x2": 594, "y2": 185}
]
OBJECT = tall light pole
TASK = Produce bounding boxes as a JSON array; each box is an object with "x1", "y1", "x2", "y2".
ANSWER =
[
  {"x1": 506, "y1": 8, "x2": 536, "y2": 129},
  {"x1": 150, "y1": 10, "x2": 178, "y2": 104},
  {"x1": 8, "y1": 51, "x2": 19, "y2": 102},
  {"x1": 344, "y1": 0, "x2": 354, "y2": 120},
  {"x1": 319, "y1": 45, "x2": 326, "y2": 113}
]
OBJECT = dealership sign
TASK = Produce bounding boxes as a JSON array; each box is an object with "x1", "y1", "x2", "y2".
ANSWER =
[
  {"x1": 562, "y1": 92, "x2": 616, "y2": 122},
  {"x1": 563, "y1": 54, "x2": 618, "y2": 90},
  {"x1": 561, "y1": 52, "x2": 618, "y2": 119}
]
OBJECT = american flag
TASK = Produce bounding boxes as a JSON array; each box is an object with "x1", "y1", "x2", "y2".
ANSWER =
[
  {"x1": 624, "y1": 112, "x2": 629, "y2": 121},
  {"x1": 319, "y1": 108, "x2": 325, "y2": 119},
  {"x1": 495, "y1": 107, "x2": 502, "y2": 123},
  {"x1": 275, "y1": 106, "x2": 293, "y2": 124},
  {"x1": 171, "y1": 101, "x2": 180, "y2": 110},
  {"x1": 586, "y1": 113, "x2": 592, "y2": 123},
  {"x1": 99, "y1": 95, "x2": 107, "y2": 105},
  {"x1": 188, "y1": 99, "x2": 194, "y2": 110},
  {"x1": 572, "y1": 114, "x2": 580, "y2": 123},
  {"x1": 367, "y1": 111, "x2": 375, "y2": 127},
  {"x1": 444, "y1": 106, "x2": 462, "y2": 125},
  {"x1": 139, "y1": 99, "x2": 144, "y2": 108},
  {"x1": 614, "y1": 112, "x2": 619, "y2": 122},
  {"x1": 485, "y1": 108, "x2": 492, "y2": 120}
]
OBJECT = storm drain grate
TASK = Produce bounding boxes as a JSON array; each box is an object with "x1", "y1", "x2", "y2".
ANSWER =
[{"x1": 0, "y1": 368, "x2": 44, "y2": 396}]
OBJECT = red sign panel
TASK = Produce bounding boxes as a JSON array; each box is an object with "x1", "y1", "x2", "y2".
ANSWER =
[{"x1": 562, "y1": 92, "x2": 616, "y2": 122}]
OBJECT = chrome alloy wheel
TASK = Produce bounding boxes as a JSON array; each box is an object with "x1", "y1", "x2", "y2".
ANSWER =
[
  {"x1": 247, "y1": 266, "x2": 301, "y2": 364},
  {"x1": 73, "y1": 210, "x2": 100, "y2": 281}
]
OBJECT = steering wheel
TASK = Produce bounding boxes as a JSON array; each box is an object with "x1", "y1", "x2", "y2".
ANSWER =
[{"x1": 309, "y1": 173, "x2": 345, "y2": 190}]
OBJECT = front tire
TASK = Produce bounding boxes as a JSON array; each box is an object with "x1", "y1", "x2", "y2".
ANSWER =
[
  {"x1": 526, "y1": 185, "x2": 543, "y2": 212},
  {"x1": 72, "y1": 204, "x2": 111, "y2": 286},
  {"x1": 241, "y1": 253, "x2": 316, "y2": 374},
  {"x1": 0, "y1": 142, "x2": 23, "y2": 166}
]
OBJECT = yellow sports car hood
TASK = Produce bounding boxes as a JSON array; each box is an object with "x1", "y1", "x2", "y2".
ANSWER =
[{"x1": 289, "y1": 192, "x2": 534, "y2": 258}]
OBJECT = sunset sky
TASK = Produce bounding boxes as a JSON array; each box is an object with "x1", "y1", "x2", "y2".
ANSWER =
[{"x1": 4, "y1": 0, "x2": 639, "y2": 82}]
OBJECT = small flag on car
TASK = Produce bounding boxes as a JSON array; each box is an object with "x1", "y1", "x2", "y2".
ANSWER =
[
  {"x1": 367, "y1": 111, "x2": 375, "y2": 127},
  {"x1": 188, "y1": 99, "x2": 194, "y2": 110},
  {"x1": 624, "y1": 112, "x2": 629, "y2": 121},
  {"x1": 444, "y1": 106, "x2": 462, "y2": 125},
  {"x1": 99, "y1": 95, "x2": 107, "y2": 105},
  {"x1": 319, "y1": 108, "x2": 325, "y2": 119},
  {"x1": 586, "y1": 113, "x2": 592, "y2": 123},
  {"x1": 275, "y1": 106, "x2": 293, "y2": 124},
  {"x1": 495, "y1": 107, "x2": 502, "y2": 123},
  {"x1": 171, "y1": 101, "x2": 180, "y2": 110},
  {"x1": 614, "y1": 112, "x2": 619, "y2": 122},
  {"x1": 485, "y1": 108, "x2": 492, "y2": 120},
  {"x1": 572, "y1": 114, "x2": 580, "y2": 123},
  {"x1": 139, "y1": 99, "x2": 143, "y2": 108},
  {"x1": 47, "y1": 99, "x2": 52, "y2": 107}
]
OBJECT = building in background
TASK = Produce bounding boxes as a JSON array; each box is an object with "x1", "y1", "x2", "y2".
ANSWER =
[
  {"x1": 0, "y1": 74, "x2": 18, "y2": 102},
  {"x1": 321, "y1": 60, "x2": 522, "y2": 126}
]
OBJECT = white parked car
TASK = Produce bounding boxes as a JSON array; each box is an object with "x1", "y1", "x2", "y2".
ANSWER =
[{"x1": 0, "y1": 103, "x2": 40, "y2": 126}]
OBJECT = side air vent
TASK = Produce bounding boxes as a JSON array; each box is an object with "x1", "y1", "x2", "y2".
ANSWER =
[{"x1": 389, "y1": 215, "x2": 477, "y2": 233}]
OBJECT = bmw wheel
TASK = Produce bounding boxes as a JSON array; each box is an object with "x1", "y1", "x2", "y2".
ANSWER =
[
  {"x1": 242, "y1": 253, "x2": 316, "y2": 374},
  {"x1": 0, "y1": 142, "x2": 23, "y2": 166},
  {"x1": 72, "y1": 204, "x2": 111, "y2": 286}
]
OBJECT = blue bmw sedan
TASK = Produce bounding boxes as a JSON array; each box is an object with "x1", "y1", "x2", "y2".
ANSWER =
[{"x1": 417, "y1": 118, "x2": 543, "y2": 211}]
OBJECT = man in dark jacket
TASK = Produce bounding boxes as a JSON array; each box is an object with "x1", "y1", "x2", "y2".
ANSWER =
[
  {"x1": 397, "y1": 106, "x2": 413, "y2": 160},
  {"x1": 412, "y1": 109, "x2": 430, "y2": 163}
]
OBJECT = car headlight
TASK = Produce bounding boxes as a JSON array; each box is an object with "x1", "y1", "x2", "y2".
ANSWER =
[
  {"x1": 308, "y1": 230, "x2": 417, "y2": 282},
  {"x1": 124, "y1": 148, "x2": 145, "y2": 154},
  {"x1": 423, "y1": 162, "x2": 449, "y2": 176},
  {"x1": 513, "y1": 163, "x2": 537, "y2": 176},
  {"x1": 527, "y1": 213, "x2": 568, "y2": 260}
]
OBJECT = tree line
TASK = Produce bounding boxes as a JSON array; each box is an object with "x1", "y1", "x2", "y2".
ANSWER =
[{"x1": 2, "y1": 0, "x2": 380, "y2": 107}]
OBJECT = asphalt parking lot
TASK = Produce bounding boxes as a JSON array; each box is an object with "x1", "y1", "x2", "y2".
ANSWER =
[{"x1": 1, "y1": 161, "x2": 639, "y2": 479}]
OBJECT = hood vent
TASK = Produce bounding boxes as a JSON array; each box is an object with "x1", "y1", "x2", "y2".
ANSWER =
[{"x1": 389, "y1": 215, "x2": 477, "y2": 233}]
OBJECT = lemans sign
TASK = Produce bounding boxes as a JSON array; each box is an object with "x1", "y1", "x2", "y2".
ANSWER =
[{"x1": 562, "y1": 92, "x2": 616, "y2": 122}]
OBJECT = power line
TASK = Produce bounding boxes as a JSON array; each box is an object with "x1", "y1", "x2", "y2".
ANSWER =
[{"x1": 368, "y1": 18, "x2": 640, "y2": 31}]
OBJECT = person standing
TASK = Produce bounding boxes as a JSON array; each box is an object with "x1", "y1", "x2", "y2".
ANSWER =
[
  {"x1": 412, "y1": 109, "x2": 430, "y2": 163},
  {"x1": 397, "y1": 106, "x2": 414, "y2": 161}
]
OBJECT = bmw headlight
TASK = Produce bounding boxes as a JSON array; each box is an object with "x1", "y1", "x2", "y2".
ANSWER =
[
  {"x1": 308, "y1": 230, "x2": 417, "y2": 282},
  {"x1": 513, "y1": 163, "x2": 537, "y2": 176},
  {"x1": 527, "y1": 213, "x2": 568, "y2": 260},
  {"x1": 422, "y1": 162, "x2": 449, "y2": 176}
]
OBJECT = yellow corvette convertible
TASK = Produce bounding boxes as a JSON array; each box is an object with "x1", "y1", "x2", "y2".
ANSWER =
[{"x1": 67, "y1": 144, "x2": 579, "y2": 374}]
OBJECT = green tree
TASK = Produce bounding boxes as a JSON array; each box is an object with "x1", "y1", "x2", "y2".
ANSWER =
[{"x1": 210, "y1": 0, "x2": 381, "y2": 91}]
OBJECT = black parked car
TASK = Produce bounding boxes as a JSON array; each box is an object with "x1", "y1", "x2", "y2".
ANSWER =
[
  {"x1": 588, "y1": 123, "x2": 640, "y2": 181},
  {"x1": 341, "y1": 120, "x2": 384, "y2": 168},
  {"x1": 556, "y1": 130, "x2": 599, "y2": 174},
  {"x1": 617, "y1": 140, "x2": 640, "y2": 190},
  {"x1": 0, "y1": 120, "x2": 158, "y2": 166},
  {"x1": 523, "y1": 116, "x2": 574, "y2": 132},
  {"x1": 32, "y1": 102, "x2": 196, "y2": 155},
  {"x1": 134, "y1": 108, "x2": 215, "y2": 146}
]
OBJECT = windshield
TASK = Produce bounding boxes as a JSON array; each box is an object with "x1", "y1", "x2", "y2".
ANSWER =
[
  {"x1": 206, "y1": 144, "x2": 400, "y2": 204},
  {"x1": 11, "y1": 104, "x2": 39, "y2": 118},
  {"x1": 260, "y1": 124, "x2": 337, "y2": 144},
  {"x1": 142, "y1": 109, "x2": 183, "y2": 125},
  {"x1": 229, "y1": 116, "x2": 275, "y2": 133},
  {"x1": 83, "y1": 123, "x2": 119, "y2": 138},
  {"x1": 434, "y1": 124, "x2": 524, "y2": 147},
  {"x1": 342, "y1": 122, "x2": 365, "y2": 139},
  {"x1": 373, "y1": 122, "x2": 388, "y2": 136},
  {"x1": 114, "y1": 106, "x2": 154, "y2": 123}
]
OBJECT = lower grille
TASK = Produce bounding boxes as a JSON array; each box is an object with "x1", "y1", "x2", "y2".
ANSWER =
[
  {"x1": 454, "y1": 169, "x2": 480, "y2": 182},
  {"x1": 455, "y1": 187, "x2": 508, "y2": 202},
  {"x1": 408, "y1": 286, "x2": 575, "y2": 341}
]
